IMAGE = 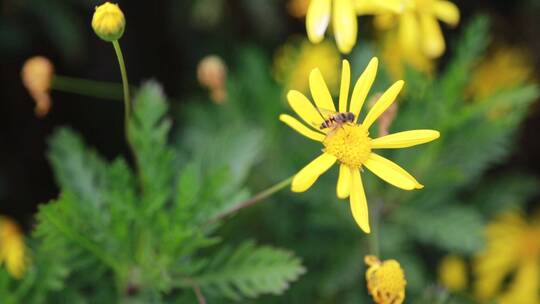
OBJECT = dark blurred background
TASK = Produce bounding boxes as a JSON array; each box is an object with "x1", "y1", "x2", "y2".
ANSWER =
[{"x1": 1, "y1": 0, "x2": 540, "y2": 227}]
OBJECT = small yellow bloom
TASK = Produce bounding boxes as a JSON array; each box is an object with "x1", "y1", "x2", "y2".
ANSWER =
[
  {"x1": 92, "y1": 2, "x2": 125, "y2": 42},
  {"x1": 374, "y1": 0, "x2": 460, "y2": 59},
  {"x1": 274, "y1": 39, "x2": 340, "y2": 95},
  {"x1": 306, "y1": 0, "x2": 401, "y2": 54},
  {"x1": 438, "y1": 254, "x2": 468, "y2": 292},
  {"x1": 280, "y1": 58, "x2": 439, "y2": 233},
  {"x1": 468, "y1": 47, "x2": 534, "y2": 101},
  {"x1": 474, "y1": 210, "x2": 540, "y2": 304},
  {"x1": 21, "y1": 56, "x2": 54, "y2": 117},
  {"x1": 0, "y1": 217, "x2": 27, "y2": 279},
  {"x1": 365, "y1": 255, "x2": 406, "y2": 304},
  {"x1": 378, "y1": 30, "x2": 434, "y2": 80}
]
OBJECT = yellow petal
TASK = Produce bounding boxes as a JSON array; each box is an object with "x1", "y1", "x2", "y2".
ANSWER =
[
  {"x1": 349, "y1": 57, "x2": 378, "y2": 122},
  {"x1": 306, "y1": 0, "x2": 331, "y2": 44},
  {"x1": 364, "y1": 152, "x2": 423, "y2": 190},
  {"x1": 433, "y1": 1, "x2": 460, "y2": 26},
  {"x1": 399, "y1": 12, "x2": 420, "y2": 55},
  {"x1": 309, "y1": 68, "x2": 336, "y2": 112},
  {"x1": 420, "y1": 14, "x2": 445, "y2": 58},
  {"x1": 292, "y1": 153, "x2": 337, "y2": 192},
  {"x1": 279, "y1": 114, "x2": 325, "y2": 142},
  {"x1": 370, "y1": 130, "x2": 440, "y2": 149},
  {"x1": 362, "y1": 80, "x2": 404, "y2": 129},
  {"x1": 350, "y1": 169, "x2": 370, "y2": 233},
  {"x1": 356, "y1": 0, "x2": 404, "y2": 15},
  {"x1": 333, "y1": 0, "x2": 357, "y2": 54},
  {"x1": 337, "y1": 164, "x2": 351, "y2": 198},
  {"x1": 338, "y1": 60, "x2": 351, "y2": 113},
  {"x1": 287, "y1": 90, "x2": 324, "y2": 127}
]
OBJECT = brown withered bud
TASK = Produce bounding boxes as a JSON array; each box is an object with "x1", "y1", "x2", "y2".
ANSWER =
[
  {"x1": 21, "y1": 56, "x2": 54, "y2": 117},
  {"x1": 197, "y1": 55, "x2": 227, "y2": 104}
]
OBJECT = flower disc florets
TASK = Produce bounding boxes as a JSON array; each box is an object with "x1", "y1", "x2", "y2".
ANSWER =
[
  {"x1": 323, "y1": 123, "x2": 371, "y2": 168},
  {"x1": 365, "y1": 255, "x2": 406, "y2": 304}
]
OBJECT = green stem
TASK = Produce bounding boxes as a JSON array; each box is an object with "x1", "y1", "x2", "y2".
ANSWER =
[
  {"x1": 209, "y1": 176, "x2": 293, "y2": 223},
  {"x1": 52, "y1": 75, "x2": 125, "y2": 101},
  {"x1": 367, "y1": 201, "x2": 381, "y2": 257},
  {"x1": 112, "y1": 40, "x2": 131, "y2": 138}
]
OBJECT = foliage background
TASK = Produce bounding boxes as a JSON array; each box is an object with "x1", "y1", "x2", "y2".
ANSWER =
[{"x1": 1, "y1": 0, "x2": 540, "y2": 303}]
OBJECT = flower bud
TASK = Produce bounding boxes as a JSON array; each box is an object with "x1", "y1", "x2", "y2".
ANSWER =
[
  {"x1": 0, "y1": 216, "x2": 28, "y2": 279},
  {"x1": 197, "y1": 55, "x2": 227, "y2": 104},
  {"x1": 21, "y1": 56, "x2": 54, "y2": 117},
  {"x1": 92, "y1": 2, "x2": 125, "y2": 42},
  {"x1": 365, "y1": 255, "x2": 406, "y2": 304}
]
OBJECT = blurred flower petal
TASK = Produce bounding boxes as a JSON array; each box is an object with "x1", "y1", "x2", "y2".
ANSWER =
[
  {"x1": 333, "y1": 0, "x2": 357, "y2": 54},
  {"x1": 306, "y1": 0, "x2": 331, "y2": 43}
]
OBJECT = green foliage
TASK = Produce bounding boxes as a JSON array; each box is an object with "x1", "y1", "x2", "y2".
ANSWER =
[
  {"x1": 195, "y1": 241, "x2": 305, "y2": 301},
  {"x1": 1, "y1": 82, "x2": 304, "y2": 302}
]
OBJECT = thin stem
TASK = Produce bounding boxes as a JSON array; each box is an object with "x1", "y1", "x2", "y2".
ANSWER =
[
  {"x1": 112, "y1": 40, "x2": 131, "y2": 138},
  {"x1": 192, "y1": 283, "x2": 207, "y2": 304},
  {"x1": 367, "y1": 200, "x2": 381, "y2": 257},
  {"x1": 209, "y1": 176, "x2": 293, "y2": 223},
  {"x1": 52, "y1": 75, "x2": 125, "y2": 101}
]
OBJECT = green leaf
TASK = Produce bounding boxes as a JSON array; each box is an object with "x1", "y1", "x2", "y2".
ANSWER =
[
  {"x1": 47, "y1": 128, "x2": 107, "y2": 207},
  {"x1": 128, "y1": 81, "x2": 175, "y2": 214},
  {"x1": 195, "y1": 241, "x2": 305, "y2": 301},
  {"x1": 395, "y1": 205, "x2": 485, "y2": 254}
]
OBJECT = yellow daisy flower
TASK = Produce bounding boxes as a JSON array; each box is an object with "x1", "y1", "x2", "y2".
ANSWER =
[
  {"x1": 467, "y1": 47, "x2": 534, "y2": 102},
  {"x1": 306, "y1": 0, "x2": 402, "y2": 54},
  {"x1": 438, "y1": 254, "x2": 468, "y2": 292},
  {"x1": 274, "y1": 39, "x2": 341, "y2": 95},
  {"x1": 0, "y1": 217, "x2": 27, "y2": 279},
  {"x1": 279, "y1": 58, "x2": 440, "y2": 233},
  {"x1": 374, "y1": 0, "x2": 460, "y2": 58},
  {"x1": 474, "y1": 211, "x2": 540, "y2": 304},
  {"x1": 365, "y1": 255, "x2": 407, "y2": 304}
]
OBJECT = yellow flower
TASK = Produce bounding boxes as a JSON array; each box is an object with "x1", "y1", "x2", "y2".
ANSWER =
[
  {"x1": 468, "y1": 47, "x2": 534, "y2": 101},
  {"x1": 21, "y1": 56, "x2": 54, "y2": 117},
  {"x1": 0, "y1": 217, "x2": 27, "y2": 279},
  {"x1": 438, "y1": 254, "x2": 468, "y2": 292},
  {"x1": 279, "y1": 58, "x2": 439, "y2": 233},
  {"x1": 378, "y1": 29, "x2": 433, "y2": 80},
  {"x1": 306, "y1": 0, "x2": 402, "y2": 54},
  {"x1": 274, "y1": 39, "x2": 340, "y2": 95},
  {"x1": 365, "y1": 255, "x2": 406, "y2": 304},
  {"x1": 374, "y1": 0, "x2": 459, "y2": 59},
  {"x1": 92, "y1": 2, "x2": 125, "y2": 42},
  {"x1": 474, "y1": 211, "x2": 540, "y2": 304}
]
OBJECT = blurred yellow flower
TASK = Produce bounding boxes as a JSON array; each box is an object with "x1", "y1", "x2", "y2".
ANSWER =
[
  {"x1": 92, "y1": 2, "x2": 125, "y2": 42},
  {"x1": 274, "y1": 39, "x2": 340, "y2": 95},
  {"x1": 306, "y1": 0, "x2": 402, "y2": 54},
  {"x1": 374, "y1": 0, "x2": 460, "y2": 59},
  {"x1": 438, "y1": 254, "x2": 468, "y2": 292},
  {"x1": 0, "y1": 217, "x2": 27, "y2": 279},
  {"x1": 468, "y1": 47, "x2": 534, "y2": 101},
  {"x1": 379, "y1": 30, "x2": 433, "y2": 80},
  {"x1": 21, "y1": 56, "x2": 54, "y2": 117},
  {"x1": 279, "y1": 58, "x2": 439, "y2": 233},
  {"x1": 474, "y1": 211, "x2": 540, "y2": 304},
  {"x1": 365, "y1": 255, "x2": 406, "y2": 304}
]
